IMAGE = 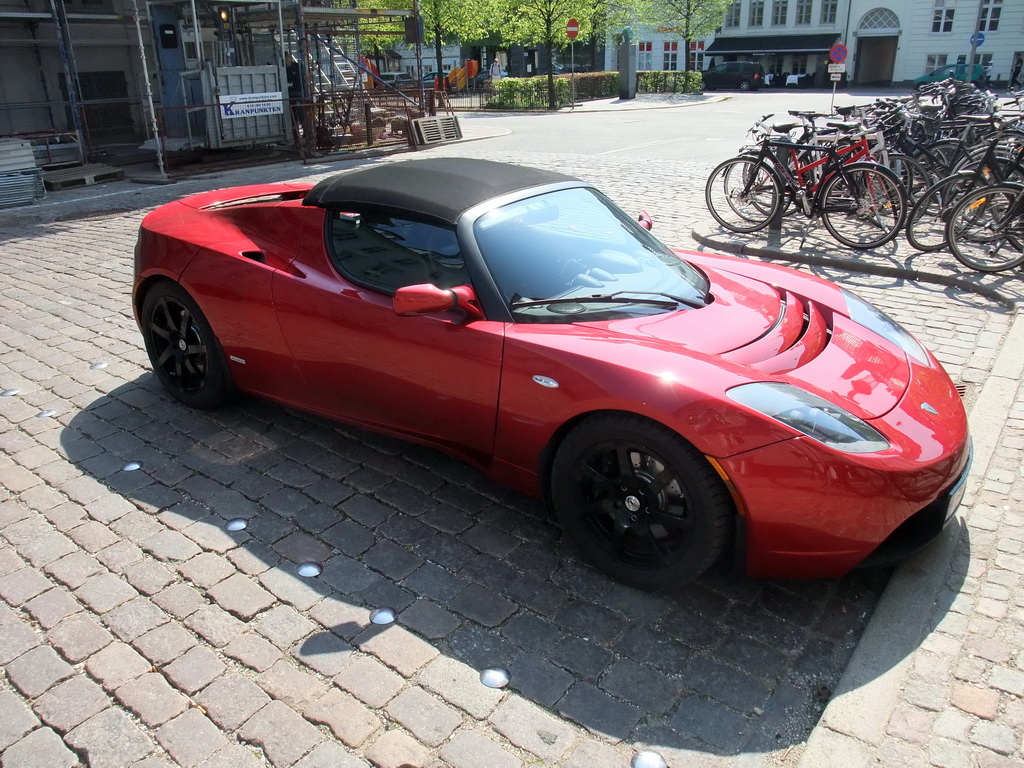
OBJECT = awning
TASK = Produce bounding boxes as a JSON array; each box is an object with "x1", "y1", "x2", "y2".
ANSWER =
[{"x1": 705, "y1": 33, "x2": 840, "y2": 55}]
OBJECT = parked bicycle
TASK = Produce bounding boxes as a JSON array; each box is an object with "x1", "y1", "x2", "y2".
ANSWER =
[{"x1": 705, "y1": 130, "x2": 907, "y2": 249}]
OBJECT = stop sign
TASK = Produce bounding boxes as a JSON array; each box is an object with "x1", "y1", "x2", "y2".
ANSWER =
[{"x1": 566, "y1": 18, "x2": 579, "y2": 39}]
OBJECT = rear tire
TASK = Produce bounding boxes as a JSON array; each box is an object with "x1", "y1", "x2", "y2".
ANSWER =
[
  {"x1": 141, "y1": 281, "x2": 235, "y2": 410},
  {"x1": 885, "y1": 153, "x2": 932, "y2": 204},
  {"x1": 819, "y1": 162, "x2": 907, "y2": 249}
]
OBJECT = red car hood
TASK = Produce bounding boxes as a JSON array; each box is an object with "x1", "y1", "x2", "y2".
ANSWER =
[{"x1": 574, "y1": 263, "x2": 910, "y2": 420}]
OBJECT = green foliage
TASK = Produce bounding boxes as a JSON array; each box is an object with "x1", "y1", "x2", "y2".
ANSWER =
[
  {"x1": 634, "y1": 0, "x2": 730, "y2": 69},
  {"x1": 636, "y1": 70, "x2": 702, "y2": 93},
  {"x1": 419, "y1": 0, "x2": 494, "y2": 42}
]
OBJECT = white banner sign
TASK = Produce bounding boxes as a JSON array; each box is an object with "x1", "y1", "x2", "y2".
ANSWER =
[
  {"x1": 827, "y1": 63, "x2": 846, "y2": 74},
  {"x1": 219, "y1": 92, "x2": 284, "y2": 119}
]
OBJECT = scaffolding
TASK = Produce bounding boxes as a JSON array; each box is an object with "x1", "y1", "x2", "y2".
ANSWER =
[{"x1": 0, "y1": 0, "x2": 442, "y2": 172}]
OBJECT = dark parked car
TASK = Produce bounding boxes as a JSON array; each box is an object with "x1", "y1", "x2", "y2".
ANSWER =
[{"x1": 702, "y1": 61, "x2": 765, "y2": 91}]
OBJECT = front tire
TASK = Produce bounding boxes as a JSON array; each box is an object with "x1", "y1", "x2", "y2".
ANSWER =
[
  {"x1": 705, "y1": 156, "x2": 782, "y2": 233},
  {"x1": 550, "y1": 414, "x2": 733, "y2": 590},
  {"x1": 946, "y1": 184, "x2": 1024, "y2": 272},
  {"x1": 905, "y1": 172, "x2": 979, "y2": 252},
  {"x1": 141, "y1": 281, "x2": 235, "y2": 409}
]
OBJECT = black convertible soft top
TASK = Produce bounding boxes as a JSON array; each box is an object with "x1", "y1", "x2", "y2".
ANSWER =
[{"x1": 302, "y1": 158, "x2": 578, "y2": 224}]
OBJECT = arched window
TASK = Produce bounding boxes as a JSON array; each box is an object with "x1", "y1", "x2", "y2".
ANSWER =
[{"x1": 858, "y1": 8, "x2": 900, "y2": 35}]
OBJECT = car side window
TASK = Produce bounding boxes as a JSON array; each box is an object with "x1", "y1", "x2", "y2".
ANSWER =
[{"x1": 327, "y1": 211, "x2": 468, "y2": 295}]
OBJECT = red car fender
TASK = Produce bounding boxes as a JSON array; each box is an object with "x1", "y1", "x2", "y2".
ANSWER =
[{"x1": 490, "y1": 332, "x2": 799, "y2": 497}]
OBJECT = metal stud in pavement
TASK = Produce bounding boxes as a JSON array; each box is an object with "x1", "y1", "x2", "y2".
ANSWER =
[
  {"x1": 296, "y1": 562, "x2": 322, "y2": 578},
  {"x1": 370, "y1": 608, "x2": 396, "y2": 625},
  {"x1": 632, "y1": 751, "x2": 668, "y2": 768},
  {"x1": 1, "y1": 389, "x2": 18, "y2": 397},
  {"x1": 122, "y1": 461, "x2": 143, "y2": 471},
  {"x1": 480, "y1": 668, "x2": 511, "y2": 689},
  {"x1": 225, "y1": 518, "x2": 248, "y2": 531}
]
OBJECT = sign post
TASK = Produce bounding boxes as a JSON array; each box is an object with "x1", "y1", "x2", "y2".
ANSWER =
[
  {"x1": 566, "y1": 18, "x2": 578, "y2": 109},
  {"x1": 828, "y1": 42, "x2": 848, "y2": 111}
]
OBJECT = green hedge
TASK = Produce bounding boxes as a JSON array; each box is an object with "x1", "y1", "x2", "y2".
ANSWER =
[
  {"x1": 572, "y1": 71, "x2": 620, "y2": 100},
  {"x1": 637, "y1": 70, "x2": 703, "y2": 94},
  {"x1": 486, "y1": 71, "x2": 619, "y2": 109},
  {"x1": 484, "y1": 69, "x2": 699, "y2": 109}
]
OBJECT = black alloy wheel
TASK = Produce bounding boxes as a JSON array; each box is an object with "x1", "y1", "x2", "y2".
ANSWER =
[
  {"x1": 550, "y1": 414, "x2": 732, "y2": 589},
  {"x1": 141, "y1": 281, "x2": 234, "y2": 409}
]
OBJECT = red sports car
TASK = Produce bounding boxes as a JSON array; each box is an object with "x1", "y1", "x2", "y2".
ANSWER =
[{"x1": 133, "y1": 158, "x2": 971, "y2": 589}]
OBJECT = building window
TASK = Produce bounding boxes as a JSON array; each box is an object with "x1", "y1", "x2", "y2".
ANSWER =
[
  {"x1": 663, "y1": 42, "x2": 678, "y2": 71},
  {"x1": 772, "y1": 0, "x2": 788, "y2": 25},
  {"x1": 724, "y1": 1, "x2": 741, "y2": 28},
  {"x1": 749, "y1": 0, "x2": 765, "y2": 27},
  {"x1": 791, "y1": 55, "x2": 808, "y2": 74},
  {"x1": 979, "y1": 0, "x2": 1001, "y2": 32},
  {"x1": 795, "y1": 0, "x2": 812, "y2": 25},
  {"x1": 925, "y1": 53, "x2": 948, "y2": 71},
  {"x1": 932, "y1": 0, "x2": 954, "y2": 33},
  {"x1": 689, "y1": 41, "x2": 704, "y2": 71},
  {"x1": 639, "y1": 42, "x2": 653, "y2": 70},
  {"x1": 820, "y1": 0, "x2": 838, "y2": 24}
]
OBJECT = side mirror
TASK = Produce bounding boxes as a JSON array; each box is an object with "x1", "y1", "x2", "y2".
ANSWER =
[
  {"x1": 637, "y1": 210, "x2": 653, "y2": 231},
  {"x1": 393, "y1": 284, "x2": 484, "y2": 321}
]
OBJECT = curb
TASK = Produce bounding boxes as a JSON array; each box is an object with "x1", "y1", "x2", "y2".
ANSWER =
[{"x1": 693, "y1": 226, "x2": 1024, "y2": 766}]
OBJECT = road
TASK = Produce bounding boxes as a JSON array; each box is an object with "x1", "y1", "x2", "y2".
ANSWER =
[{"x1": 458, "y1": 90, "x2": 888, "y2": 162}]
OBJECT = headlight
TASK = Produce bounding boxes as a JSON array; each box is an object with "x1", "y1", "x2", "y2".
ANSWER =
[
  {"x1": 728, "y1": 382, "x2": 890, "y2": 453},
  {"x1": 842, "y1": 289, "x2": 927, "y2": 364}
]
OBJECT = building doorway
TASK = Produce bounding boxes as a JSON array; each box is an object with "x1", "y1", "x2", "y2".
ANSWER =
[{"x1": 852, "y1": 8, "x2": 900, "y2": 86}]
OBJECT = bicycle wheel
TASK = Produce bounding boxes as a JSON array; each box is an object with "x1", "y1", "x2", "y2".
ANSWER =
[
  {"x1": 886, "y1": 153, "x2": 932, "y2": 204},
  {"x1": 705, "y1": 157, "x2": 782, "y2": 233},
  {"x1": 819, "y1": 162, "x2": 907, "y2": 249},
  {"x1": 946, "y1": 184, "x2": 1024, "y2": 272},
  {"x1": 905, "y1": 172, "x2": 980, "y2": 252}
]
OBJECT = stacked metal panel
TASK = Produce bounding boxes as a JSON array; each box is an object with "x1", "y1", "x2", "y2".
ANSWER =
[{"x1": 0, "y1": 139, "x2": 45, "y2": 208}]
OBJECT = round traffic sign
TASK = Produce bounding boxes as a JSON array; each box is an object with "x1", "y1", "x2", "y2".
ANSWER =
[
  {"x1": 829, "y1": 43, "x2": 848, "y2": 63},
  {"x1": 970, "y1": 32, "x2": 985, "y2": 46},
  {"x1": 566, "y1": 18, "x2": 579, "y2": 39}
]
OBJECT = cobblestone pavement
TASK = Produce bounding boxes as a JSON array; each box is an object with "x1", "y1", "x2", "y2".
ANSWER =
[{"x1": 0, "y1": 132, "x2": 1021, "y2": 768}]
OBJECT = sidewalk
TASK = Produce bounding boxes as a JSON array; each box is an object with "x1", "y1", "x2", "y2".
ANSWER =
[{"x1": 695, "y1": 220, "x2": 1024, "y2": 768}]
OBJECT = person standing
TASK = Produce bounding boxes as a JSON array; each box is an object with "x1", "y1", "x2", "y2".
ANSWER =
[
  {"x1": 490, "y1": 58, "x2": 503, "y2": 80},
  {"x1": 1010, "y1": 54, "x2": 1023, "y2": 90}
]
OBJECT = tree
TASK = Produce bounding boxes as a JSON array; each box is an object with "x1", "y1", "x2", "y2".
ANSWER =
[
  {"x1": 497, "y1": 0, "x2": 595, "y2": 108},
  {"x1": 643, "y1": 0, "x2": 729, "y2": 70},
  {"x1": 582, "y1": 0, "x2": 641, "y2": 73},
  {"x1": 419, "y1": 0, "x2": 494, "y2": 81}
]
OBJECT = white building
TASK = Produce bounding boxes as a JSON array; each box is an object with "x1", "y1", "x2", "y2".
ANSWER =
[{"x1": 606, "y1": 0, "x2": 1023, "y2": 88}]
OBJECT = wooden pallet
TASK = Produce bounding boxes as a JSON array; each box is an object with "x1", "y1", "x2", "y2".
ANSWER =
[{"x1": 43, "y1": 163, "x2": 124, "y2": 191}]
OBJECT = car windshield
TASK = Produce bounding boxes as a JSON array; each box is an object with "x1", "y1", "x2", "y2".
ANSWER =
[{"x1": 473, "y1": 187, "x2": 710, "y2": 322}]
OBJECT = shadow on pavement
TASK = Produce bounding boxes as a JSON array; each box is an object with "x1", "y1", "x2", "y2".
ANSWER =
[{"x1": 59, "y1": 373, "x2": 905, "y2": 761}]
